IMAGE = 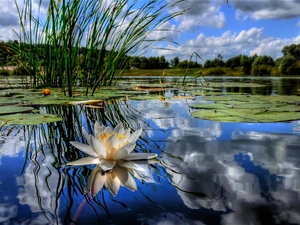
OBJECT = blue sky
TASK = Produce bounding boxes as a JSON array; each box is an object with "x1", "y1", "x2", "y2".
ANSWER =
[
  {"x1": 149, "y1": 0, "x2": 300, "y2": 61},
  {"x1": 1, "y1": 0, "x2": 300, "y2": 61}
]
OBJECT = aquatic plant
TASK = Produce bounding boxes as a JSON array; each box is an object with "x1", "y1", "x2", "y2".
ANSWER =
[
  {"x1": 190, "y1": 94, "x2": 300, "y2": 122},
  {"x1": 67, "y1": 121, "x2": 157, "y2": 169},
  {"x1": 9, "y1": 0, "x2": 184, "y2": 96}
]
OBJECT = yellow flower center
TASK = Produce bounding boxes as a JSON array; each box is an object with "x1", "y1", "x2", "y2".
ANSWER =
[
  {"x1": 117, "y1": 133, "x2": 126, "y2": 140},
  {"x1": 99, "y1": 132, "x2": 126, "y2": 141},
  {"x1": 99, "y1": 133, "x2": 112, "y2": 141}
]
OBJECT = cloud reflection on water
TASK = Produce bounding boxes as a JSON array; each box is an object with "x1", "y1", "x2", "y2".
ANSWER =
[{"x1": 160, "y1": 130, "x2": 300, "y2": 225}]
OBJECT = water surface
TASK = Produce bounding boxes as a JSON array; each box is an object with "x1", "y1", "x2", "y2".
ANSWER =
[{"x1": 0, "y1": 77, "x2": 300, "y2": 225}]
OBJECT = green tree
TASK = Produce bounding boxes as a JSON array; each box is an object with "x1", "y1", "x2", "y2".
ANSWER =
[
  {"x1": 282, "y1": 44, "x2": 300, "y2": 60},
  {"x1": 252, "y1": 55, "x2": 275, "y2": 67},
  {"x1": 177, "y1": 60, "x2": 189, "y2": 68},
  {"x1": 129, "y1": 56, "x2": 142, "y2": 68},
  {"x1": 159, "y1": 55, "x2": 169, "y2": 68},
  {"x1": 170, "y1": 56, "x2": 179, "y2": 68},
  {"x1": 203, "y1": 59, "x2": 212, "y2": 68},
  {"x1": 226, "y1": 55, "x2": 241, "y2": 69},
  {"x1": 240, "y1": 55, "x2": 256, "y2": 75},
  {"x1": 211, "y1": 54, "x2": 225, "y2": 67},
  {"x1": 279, "y1": 54, "x2": 297, "y2": 75}
]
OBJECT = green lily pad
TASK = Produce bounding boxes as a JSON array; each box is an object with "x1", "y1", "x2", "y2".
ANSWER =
[
  {"x1": 129, "y1": 95, "x2": 164, "y2": 100},
  {"x1": 202, "y1": 94, "x2": 253, "y2": 102},
  {"x1": 191, "y1": 102, "x2": 300, "y2": 112},
  {"x1": 0, "y1": 99, "x2": 21, "y2": 106},
  {"x1": 0, "y1": 106, "x2": 34, "y2": 115},
  {"x1": 228, "y1": 103, "x2": 276, "y2": 109},
  {"x1": 93, "y1": 92, "x2": 128, "y2": 99},
  {"x1": 190, "y1": 103, "x2": 227, "y2": 109},
  {"x1": 254, "y1": 95, "x2": 300, "y2": 104},
  {"x1": 191, "y1": 92, "x2": 223, "y2": 96},
  {"x1": 202, "y1": 94, "x2": 300, "y2": 105},
  {"x1": 206, "y1": 82, "x2": 265, "y2": 88},
  {"x1": 0, "y1": 113, "x2": 62, "y2": 125},
  {"x1": 22, "y1": 97, "x2": 74, "y2": 105},
  {"x1": 268, "y1": 104, "x2": 300, "y2": 112},
  {"x1": 191, "y1": 109, "x2": 300, "y2": 122}
]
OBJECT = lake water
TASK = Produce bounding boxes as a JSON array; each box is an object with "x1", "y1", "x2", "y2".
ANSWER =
[{"x1": 1, "y1": 76, "x2": 300, "y2": 225}]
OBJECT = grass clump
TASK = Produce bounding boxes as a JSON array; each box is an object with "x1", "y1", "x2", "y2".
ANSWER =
[{"x1": 205, "y1": 67, "x2": 226, "y2": 75}]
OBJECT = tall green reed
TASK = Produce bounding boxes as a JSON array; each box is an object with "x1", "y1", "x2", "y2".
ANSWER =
[{"x1": 9, "y1": 0, "x2": 184, "y2": 97}]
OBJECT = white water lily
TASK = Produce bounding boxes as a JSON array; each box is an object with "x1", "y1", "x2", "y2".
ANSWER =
[{"x1": 67, "y1": 122, "x2": 157, "y2": 171}]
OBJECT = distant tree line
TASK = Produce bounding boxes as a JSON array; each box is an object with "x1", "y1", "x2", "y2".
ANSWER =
[
  {"x1": 129, "y1": 56, "x2": 202, "y2": 69},
  {"x1": 203, "y1": 44, "x2": 300, "y2": 76},
  {"x1": 1, "y1": 40, "x2": 300, "y2": 76}
]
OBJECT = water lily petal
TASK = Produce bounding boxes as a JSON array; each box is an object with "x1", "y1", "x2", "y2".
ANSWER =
[
  {"x1": 129, "y1": 168, "x2": 143, "y2": 183},
  {"x1": 84, "y1": 166, "x2": 100, "y2": 194},
  {"x1": 127, "y1": 158, "x2": 158, "y2": 165},
  {"x1": 70, "y1": 141, "x2": 98, "y2": 157},
  {"x1": 114, "y1": 165, "x2": 137, "y2": 191},
  {"x1": 90, "y1": 170, "x2": 106, "y2": 197},
  {"x1": 130, "y1": 167, "x2": 156, "y2": 183},
  {"x1": 99, "y1": 159, "x2": 116, "y2": 171},
  {"x1": 114, "y1": 123, "x2": 125, "y2": 134},
  {"x1": 84, "y1": 167, "x2": 106, "y2": 197},
  {"x1": 67, "y1": 156, "x2": 101, "y2": 166},
  {"x1": 123, "y1": 153, "x2": 158, "y2": 161},
  {"x1": 104, "y1": 126, "x2": 113, "y2": 134},
  {"x1": 82, "y1": 127, "x2": 92, "y2": 147},
  {"x1": 91, "y1": 135, "x2": 107, "y2": 158},
  {"x1": 113, "y1": 142, "x2": 136, "y2": 160},
  {"x1": 105, "y1": 170, "x2": 121, "y2": 197},
  {"x1": 124, "y1": 128, "x2": 131, "y2": 138},
  {"x1": 128, "y1": 128, "x2": 142, "y2": 143},
  {"x1": 94, "y1": 121, "x2": 106, "y2": 137},
  {"x1": 117, "y1": 161, "x2": 145, "y2": 171},
  {"x1": 106, "y1": 133, "x2": 119, "y2": 149}
]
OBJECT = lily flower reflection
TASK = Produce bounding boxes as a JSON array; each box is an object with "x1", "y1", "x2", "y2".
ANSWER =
[
  {"x1": 67, "y1": 122, "x2": 157, "y2": 171},
  {"x1": 85, "y1": 159, "x2": 157, "y2": 197}
]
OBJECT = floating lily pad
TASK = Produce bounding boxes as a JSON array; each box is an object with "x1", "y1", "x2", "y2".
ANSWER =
[
  {"x1": 0, "y1": 106, "x2": 34, "y2": 115},
  {"x1": 173, "y1": 96, "x2": 195, "y2": 100},
  {"x1": 93, "y1": 92, "x2": 129, "y2": 99},
  {"x1": 183, "y1": 86, "x2": 222, "y2": 92},
  {"x1": 206, "y1": 82, "x2": 265, "y2": 88},
  {"x1": 191, "y1": 109, "x2": 300, "y2": 122},
  {"x1": 129, "y1": 95, "x2": 164, "y2": 100},
  {"x1": 228, "y1": 103, "x2": 277, "y2": 109},
  {"x1": 0, "y1": 99, "x2": 21, "y2": 106},
  {"x1": 202, "y1": 94, "x2": 300, "y2": 105},
  {"x1": 254, "y1": 95, "x2": 300, "y2": 104},
  {"x1": 191, "y1": 92, "x2": 223, "y2": 96},
  {"x1": 23, "y1": 97, "x2": 74, "y2": 105},
  {"x1": 202, "y1": 94, "x2": 253, "y2": 102},
  {"x1": 0, "y1": 113, "x2": 62, "y2": 125},
  {"x1": 190, "y1": 103, "x2": 227, "y2": 109}
]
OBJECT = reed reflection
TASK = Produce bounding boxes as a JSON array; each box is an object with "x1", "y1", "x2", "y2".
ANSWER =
[
  {"x1": 0, "y1": 123, "x2": 66, "y2": 225},
  {"x1": 0, "y1": 98, "x2": 157, "y2": 224}
]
